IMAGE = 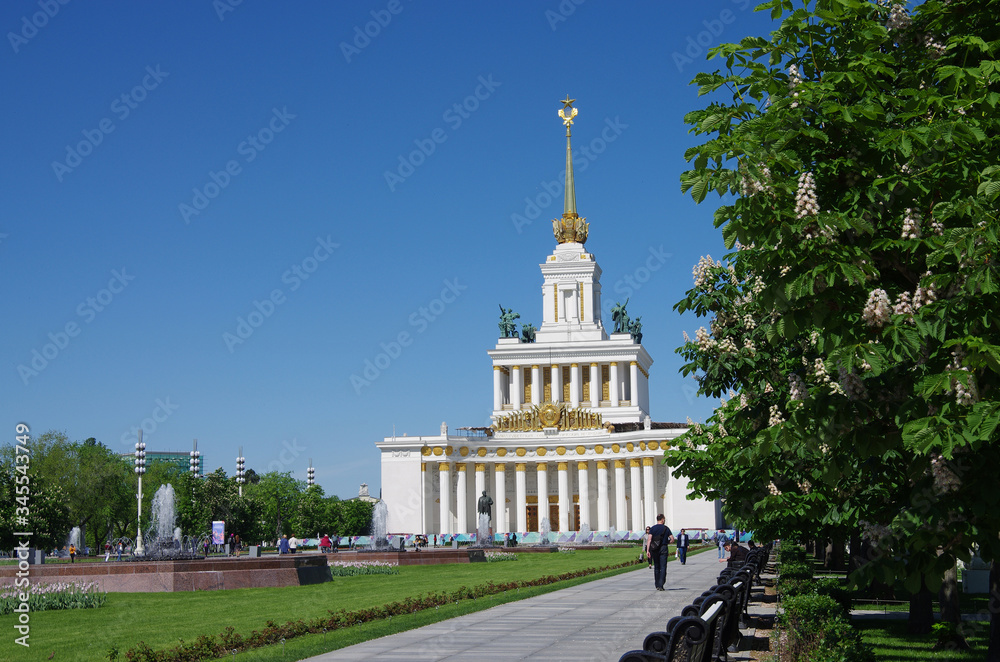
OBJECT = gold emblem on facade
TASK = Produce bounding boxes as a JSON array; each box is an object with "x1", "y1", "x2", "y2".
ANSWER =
[{"x1": 491, "y1": 401, "x2": 604, "y2": 433}]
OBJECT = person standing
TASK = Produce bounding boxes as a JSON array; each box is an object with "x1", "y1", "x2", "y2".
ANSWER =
[
  {"x1": 116, "y1": 542, "x2": 123, "y2": 562},
  {"x1": 717, "y1": 530, "x2": 727, "y2": 559},
  {"x1": 645, "y1": 514, "x2": 674, "y2": 591},
  {"x1": 676, "y1": 529, "x2": 690, "y2": 565},
  {"x1": 278, "y1": 534, "x2": 290, "y2": 554},
  {"x1": 69, "y1": 544, "x2": 76, "y2": 563},
  {"x1": 289, "y1": 535, "x2": 297, "y2": 554}
]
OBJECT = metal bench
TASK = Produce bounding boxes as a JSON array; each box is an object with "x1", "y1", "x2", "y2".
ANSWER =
[{"x1": 618, "y1": 600, "x2": 723, "y2": 662}]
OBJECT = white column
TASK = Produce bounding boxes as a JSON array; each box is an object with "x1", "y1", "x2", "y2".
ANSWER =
[
  {"x1": 609, "y1": 362, "x2": 620, "y2": 406},
  {"x1": 531, "y1": 365, "x2": 541, "y2": 406},
  {"x1": 597, "y1": 460, "x2": 610, "y2": 531},
  {"x1": 643, "y1": 457, "x2": 656, "y2": 526},
  {"x1": 515, "y1": 463, "x2": 527, "y2": 532},
  {"x1": 557, "y1": 462, "x2": 570, "y2": 532},
  {"x1": 475, "y1": 463, "x2": 486, "y2": 498},
  {"x1": 494, "y1": 463, "x2": 507, "y2": 534},
  {"x1": 630, "y1": 362, "x2": 639, "y2": 405},
  {"x1": 512, "y1": 365, "x2": 522, "y2": 410},
  {"x1": 439, "y1": 462, "x2": 451, "y2": 535},
  {"x1": 630, "y1": 459, "x2": 643, "y2": 532},
  {"x1": 537, "y1": 462, "x2": 549, "y2": 529},
  {"x1": 590, "y1": 363, "x2": 600, "y2": 408},
  {"x1": 455, "y1": 463, "x2": 468, "y2": 534},
  {"x1": 614, "y1": 460, "x2": 627, "y2": 531},
  {"x1": 493, "y1": 367, "x2": 503, "y2": 411},
  {"x1": 421, "y1": 462, "x2": 430, "y2": 534},
  {"x1": 551, "y1": 365, "x2": 562, "y2": 403},
  {"x1": 570, "y1": 363, "x2": 581, "y2": 408},
  {"x1": 577, "y1": 461, "x2": 590, "y2": 532}
]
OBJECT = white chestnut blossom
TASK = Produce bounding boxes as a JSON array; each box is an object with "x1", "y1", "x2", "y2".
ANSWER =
[
  {"x1": 901, "y1": 208, "x2": 921, "y2": 239},
  {"x1": 795, "y1": 172, "x2": 819, "y2": 219},
  {"x1": 789, "y1": 373, "x2": 808, "y2": 401},
  {"x1": 693, "y1": 255, "x2": 721, "y2": 289},
  {"x1": 913, "y1": 271, "x2": 937, "y2": 309},
  {"x1": 788, "y1": 64, "x2": 803, "y2": 108},
  {"x1": 930, "y1": 452, "x2": 962, "y2": 494},
  {"x1": 893, "y1": 291, "x2": 914, "y2": 320},
  {"x1": 886, "y1": 3, "x2": 912, "y2": 31},
  {"x1": 862, "y1": 288, "x2": 891, "y2": 327},
  {"x1": 929, "y1": 217, "x2": 944, "y2": 236},
  {"x1": 768, "y1": 404, "x2": 784, "y2": 427},
  {"x1": 839, "y1": 370, "x2": 868, "y2": 401}
]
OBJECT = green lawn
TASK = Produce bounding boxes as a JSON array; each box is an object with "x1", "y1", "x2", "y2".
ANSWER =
[
  {"x1": 856, "y1": 619, "x2": 988, "y2": 661},
  {"x1": 1, "y1": 546, "x2": 648, "y2": 661}
]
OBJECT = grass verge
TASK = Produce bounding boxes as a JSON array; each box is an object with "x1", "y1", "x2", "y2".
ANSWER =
[{"x1": 855, "y1": 618, "x2": 987, "y2": 661}]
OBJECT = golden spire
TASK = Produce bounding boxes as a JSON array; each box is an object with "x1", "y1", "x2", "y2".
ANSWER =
[{"x1": 553, "y1": 96, "x2": 588, "y2": 245}]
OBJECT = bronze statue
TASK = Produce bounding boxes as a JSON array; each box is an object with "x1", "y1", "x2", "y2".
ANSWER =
[{"x1": 477, "y1": 490, "x2": 493, "y2": 519}]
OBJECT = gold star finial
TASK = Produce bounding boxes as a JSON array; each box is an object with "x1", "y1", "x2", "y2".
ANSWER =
[
  {"x1": 560, "y1": 95, "x2": 576, "y2": 109},
  {"x1": 558, "y1": 95, "x2": 578, "y2": 129}
]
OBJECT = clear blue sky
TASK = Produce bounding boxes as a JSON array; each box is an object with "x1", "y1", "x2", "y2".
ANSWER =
[{"x1": 1, "y1": 0, "x2": 777, "y2": 499}]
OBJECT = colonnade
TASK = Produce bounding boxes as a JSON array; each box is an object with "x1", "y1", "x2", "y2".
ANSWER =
[
  {"x1": 425, "y1": 456, "x2": 665, "y2": 535},
  {"x1": 493, "y1": 361, "x2": 646, "y2": 411}
]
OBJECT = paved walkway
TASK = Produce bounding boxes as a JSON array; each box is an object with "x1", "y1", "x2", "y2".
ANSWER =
[{"x1": 306, "y1": 547, "x2": 767, "y2": 661}]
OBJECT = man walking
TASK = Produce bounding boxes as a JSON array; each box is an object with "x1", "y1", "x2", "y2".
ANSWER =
[
  {"x1": 676, "y1": 528, "x2": 690, "y2": 565},
  {"x1": 645, "y1": 514, "x2": 674, "y2": 591}
]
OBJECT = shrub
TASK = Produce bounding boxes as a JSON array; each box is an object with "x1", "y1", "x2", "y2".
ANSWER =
[
  {"x1": 778, "y1": 546, "x2": 807, "y2": 565},
  {"x1": 780, "y1": 560, "x2": 813, "y2": 581},
  {"x1": 780, "y1": 593, "x2": 872, "y2": 662}
]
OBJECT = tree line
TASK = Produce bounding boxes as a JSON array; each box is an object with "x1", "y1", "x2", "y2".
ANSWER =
[{"x1": 1, "y1": 431, "x2": 373, "y2": 553}]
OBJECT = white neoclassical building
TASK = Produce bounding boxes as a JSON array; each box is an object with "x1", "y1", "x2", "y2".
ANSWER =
[{"x1": 376, "y1": 99, "x2": 717, "y2": 537}]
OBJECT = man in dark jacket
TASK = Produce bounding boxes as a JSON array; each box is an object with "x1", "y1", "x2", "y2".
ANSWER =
[
  {"x1": 676, "y1": 529, "x2": 690, "y2": 565},
  {"x1": 720, "y1": 540, "x2": 749, "y2": 568},
  {"x1": 645, "y1": 514, "x2": 675, "y2": 591}
]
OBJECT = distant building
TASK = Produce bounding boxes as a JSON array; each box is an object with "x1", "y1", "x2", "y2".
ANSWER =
[
  {"x1": 376, "y1": 99, "x2": 717, "y2": 536},
  {"x1": 350, "y1": 483, "x2": 379, "y2": 504}
]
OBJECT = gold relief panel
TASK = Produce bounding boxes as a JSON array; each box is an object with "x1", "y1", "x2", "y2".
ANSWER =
[
  {"x1": 556, "y1": 446, "x2": 566, "y2": 455},
  {"x1": 421, "y1": 462, "x2": 426, "y2": 471},
  {"x1": 573, "y1": 494, "x2": 580, "y2": 503},
  {"x1": 477, "y1": 448, "x2": 487, "y2": 457},
  {"x1": 626, "y1": 442, "x2": 634, "y2": 452},
  {"x1": 421, "y1": 447, "x2": 432, "y2": 456},
  {"x1": 575, "y1": 445, "x2": 586, "y2": 455},
  {"x1": 516, "y1": 447, "x2": 526, "y2": 457},
  {"x1": 536, "y1": 447, "x2": 547, "y2": 456},
  {"x1": 432, "y1": 447, "x2": 443, "y2": 456},
  {"x1": 459, "y1": 447, "x2": 469, "y2": 457},
  {"x1": 527, "y1": 495, "x2": 538, "y2": 504},
  {"x1": 549, "y1": 495, "x2": 559, "y2": 504},
  {"x1": 639, "y1": 441, "x2": 647, "y2": 451},
  {"x1": 611, "y1": 443, "x2": 621, "y2": 453},
  {"x1": 496, "y1": 448, "x2": 508, "y2": 457},
  {"x1": 647, "y1": 441, "x2": 658, "y2": 451},
  {"x1": 445, "y1": 446, "x2": 453, "y2": 455},
  {"x1": 594, "y1": 444, "x2": 604, "y2": 454}
]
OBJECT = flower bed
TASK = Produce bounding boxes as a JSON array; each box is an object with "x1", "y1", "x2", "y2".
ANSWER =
[
  {"x1": 484, "y1": 552, "x2": 518, "y2": 563},
  {"x1": 329, "y1": 561, "x2": 399, "y2": 576},
  {"x1": 0, "y1": 581, "x2": 107, "y2": 614}
]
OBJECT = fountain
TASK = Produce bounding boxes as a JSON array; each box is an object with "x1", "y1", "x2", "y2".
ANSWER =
[
  {"x1": 132, "y1": 484, "x2": 200, "y2": 560},
  {"x1": 537, "y1": 517, "x2": 551, "y2": 546},
  {"x1": 578, "y1": 522, "x2": 592, "y2": 545},
  {"x1": 370, "y1": 500, "x2": 389, "y2": 549},
  {"x1": 474, "y1": 512, "x2": 494, "y2": 548},
  {"x1": 65, "y1": 526, "x2": 81, "y2": 556}
]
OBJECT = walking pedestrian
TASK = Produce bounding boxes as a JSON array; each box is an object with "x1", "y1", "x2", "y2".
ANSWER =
[
  {"x1": 645, "y1": 515, "x2": 674, "y2": 591},
  {"x1": 676, "y1": 529, "x2": 690, "y2": 565}
]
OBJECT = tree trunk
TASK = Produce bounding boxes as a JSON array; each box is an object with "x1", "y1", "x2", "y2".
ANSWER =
[
  {"x1": 987, "y1": 561, "x2": 1000, "y2": 662},
  {"x1": 848, "y1": 533, "x2": 864, "y2": 574},
  {"x1": 815, "y1": 538, "x2": 827, "y2": 563},
  {"x1": 826, "y1": 536, "x2": 845, "y2": 571},
  {"x1": 908, "y1": 575, "x2": 935, "y2": 635},
  {"x1": 939, "y1": 555, "x2": 960, "y2": 625}
]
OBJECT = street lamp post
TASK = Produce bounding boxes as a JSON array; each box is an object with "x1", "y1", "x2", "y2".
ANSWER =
[
  {"x1": 236, "y1": 448, "x2": 246, "y2": 497},
  {"x1": 190, "y1": 439, "x2": 201, "y2": 478},
  {"x1": 134, "y1": 431, "x2": 147, "y2": 556},
  {"x1": 307, "y1": 460, "x2": 315, "y2": 488}
]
